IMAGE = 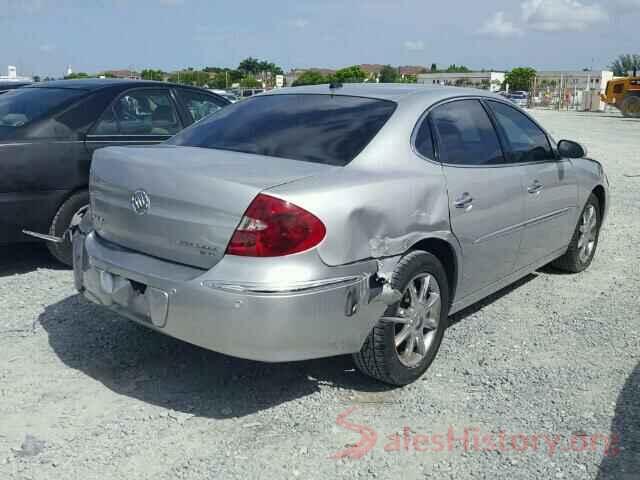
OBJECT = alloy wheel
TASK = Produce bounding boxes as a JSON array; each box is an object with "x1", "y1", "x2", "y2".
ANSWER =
[
  {"x1": 578, "y1": 204, "x2": 598, "y2": 264},
  {"x1": 382, "y1": 273, "x2": 442, "y2": 367}
]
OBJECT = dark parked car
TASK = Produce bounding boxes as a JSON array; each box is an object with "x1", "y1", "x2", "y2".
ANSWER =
[
  {"x1": 0, "y1": 79, "x2": 229, "y2": 264},
  {"x1": 0, "y1": 81, "x2": 32, "y2": 94}
]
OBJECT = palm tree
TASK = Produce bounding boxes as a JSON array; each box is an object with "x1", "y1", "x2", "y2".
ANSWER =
[{"x1": 610, "y1": 54, "x2": 640, "y2": 77}]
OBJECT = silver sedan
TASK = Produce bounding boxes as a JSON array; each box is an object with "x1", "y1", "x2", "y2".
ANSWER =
[{"x1": 74, "y1": 84, "x2": 608, "y2": 385}]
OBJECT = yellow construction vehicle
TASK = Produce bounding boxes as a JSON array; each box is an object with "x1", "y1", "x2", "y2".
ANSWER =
[{"x1": 601, "y1": 77, "x2": 640, "y2": 117}]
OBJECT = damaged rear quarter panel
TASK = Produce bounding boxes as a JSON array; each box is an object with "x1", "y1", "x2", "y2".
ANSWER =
[{"x1": 267, "y1": 156, "x2": 455, "y2": 268}]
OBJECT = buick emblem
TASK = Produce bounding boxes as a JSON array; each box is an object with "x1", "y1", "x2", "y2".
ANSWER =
[{"x1": 130, "y1": 189, "x2": 151, "y2": 215}]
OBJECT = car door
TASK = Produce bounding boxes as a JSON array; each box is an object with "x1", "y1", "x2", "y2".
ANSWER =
[
  {"x1": 174, "y1": 88, "x2": 228, "y2": 124},
  {"x1": 485, "y1": 100, "x2": 577, "y2": 269},
  {"x1": 428, "y1": 99, "x2": 526, "y2": 300},
  {"x1": 85, "y1": 88, "x2": 185, "y2": 156}
]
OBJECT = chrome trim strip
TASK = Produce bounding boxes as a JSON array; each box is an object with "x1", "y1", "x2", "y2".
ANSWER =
[
  {"x1": 474, "y1": 207, "x2": 570, "y2": 244},
  {"x1": 85, "y1": 140, "x2": 163, "y2": 143},
  {"x1": 523, "y1": 207, "x2": 571, "y2": 228},
  {"x1": 202, "y1": 275, "x2": 365, "y2": 295}
]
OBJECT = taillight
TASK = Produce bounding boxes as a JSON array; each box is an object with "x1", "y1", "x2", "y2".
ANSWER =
[{"x1": 226, "y1": 194, "x2": 326, "y2": 257}]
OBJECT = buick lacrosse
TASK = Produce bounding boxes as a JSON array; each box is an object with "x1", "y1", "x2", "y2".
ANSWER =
[{"x1": 73, "y1": 84, "x2": 608, "y2": 385}]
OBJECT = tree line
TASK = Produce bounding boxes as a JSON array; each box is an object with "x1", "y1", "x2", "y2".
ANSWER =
[
  {"x1": 62, "y1": 57, "x2": 284, "y2": 88},
  {"x1": 56, "y1": 53, "x2": 639, "y2": 91}
]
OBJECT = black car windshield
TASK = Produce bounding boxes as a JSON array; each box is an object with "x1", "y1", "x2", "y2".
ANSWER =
[
  {"x1": 0, "y1": 87, "x2": 85, "y2": 128},
  {"x1": 169, "y1": 94, "x2": 397, "y2": 166}
]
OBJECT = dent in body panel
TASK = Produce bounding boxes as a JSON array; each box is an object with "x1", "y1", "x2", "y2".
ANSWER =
[{"x1": 268, "y1": 165, "x2": 452, "y2": 267}]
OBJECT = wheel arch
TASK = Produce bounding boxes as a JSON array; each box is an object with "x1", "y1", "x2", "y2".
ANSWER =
[
  {"x1": 409, "y1": 236, "x2": 459, "y2": 304},
  {"x1": 47, "y1": 186, "x2": 90, "y2": 234},
  {"x1": 592, "y1": 184, "x2": 606, "y2": 221}
]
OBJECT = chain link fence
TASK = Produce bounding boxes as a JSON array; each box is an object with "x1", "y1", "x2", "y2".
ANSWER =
[{"x1": 527, "y1": 75, "x2": 610, "y2": 112}]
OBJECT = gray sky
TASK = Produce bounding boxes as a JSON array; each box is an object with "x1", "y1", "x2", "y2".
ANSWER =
[{"x1": 0, "y1": 0, "x2": 638, "y2": 77}]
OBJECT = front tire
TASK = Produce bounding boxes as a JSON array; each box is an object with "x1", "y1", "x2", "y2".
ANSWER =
[
  {"x1": 552, "y1": 193, "x2": 601, "y2": 273},
  {"x1": 353, "y1": 251, "x2": 450, "y2": 386},
  {"x1": 47, "y1": 191, "x2": 89, "y2": 266}
]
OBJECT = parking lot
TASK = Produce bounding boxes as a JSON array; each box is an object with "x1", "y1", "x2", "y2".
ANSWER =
[{"x1": 0, "y1": 109, "x2": 638, "y2": 479}]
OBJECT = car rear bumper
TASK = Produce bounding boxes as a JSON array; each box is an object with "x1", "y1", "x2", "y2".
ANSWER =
[{"x1": 74, "y1": 231, "x2": 388, "y2": 362}]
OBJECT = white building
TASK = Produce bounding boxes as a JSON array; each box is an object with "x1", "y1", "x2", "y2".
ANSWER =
[
  {"x1": 417, "y1": 71, "x2": 506, "y2": 92},
  {"x1": 533, "y1": 70, "x2": 613, "y2": 94},
  {"x1": 0, "y1": 65, "x2": 32, "y2": 82},
  {"x1": 531, "y1": 70, "x2": 614, "y2": 111}
]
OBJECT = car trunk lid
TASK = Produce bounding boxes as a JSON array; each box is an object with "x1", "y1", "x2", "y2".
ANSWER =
[{"x1": 90, "y1": 145, "x2": 334, "y2": 269}]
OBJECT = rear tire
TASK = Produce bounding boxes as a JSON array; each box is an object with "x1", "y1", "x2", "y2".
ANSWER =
[
  {"x1": 621, "y1": 95, "x2": 640, "y2": 118},
  {"x1": 47, "y1": 191, "x2": 89, "y2": 266},
  {"x1": 551, "y1": 193, "x2": 601, "y2": 273},
  {"x1": 353, "y1": 251, "x2": 450, "y2": 386}
]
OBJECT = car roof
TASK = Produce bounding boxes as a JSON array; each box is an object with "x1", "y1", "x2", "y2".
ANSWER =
[
  {"x1": 22, "y1": 78, "x2": 207, "y2": 92},
  {"x1": 0, "y1": 81, "x2": 32, "y2": 86},
  {"x1": 263, "y1": 83, "x2": 504, "y2": 105}
]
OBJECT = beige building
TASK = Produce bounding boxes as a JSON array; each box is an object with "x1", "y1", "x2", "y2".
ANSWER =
[{"x1": 417, "y1": 71, "x2": 505, "y2": 92}]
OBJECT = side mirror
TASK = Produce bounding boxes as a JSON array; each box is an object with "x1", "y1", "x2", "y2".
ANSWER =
[{"x1": 557, "y1": 139, "x2": 587, "y2": 159}]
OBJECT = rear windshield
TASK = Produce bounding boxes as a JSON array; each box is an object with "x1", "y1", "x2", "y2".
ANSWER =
[
  {"x1": 0, "y1": 87, "x2": 85, "y2": 128},
  {"x1": 169, "y1": 94, "x2": 397, "y2": 166}
]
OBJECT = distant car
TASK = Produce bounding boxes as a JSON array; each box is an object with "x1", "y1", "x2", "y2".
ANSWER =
[
  {"x1": 208, "y1": 89, "x2": 239, "y2": 103},
  {"x1": 509, "y1": 92, "x2": 528, "y2": 108},
  {"x1": 0, "y1": 81, "x2": 31, "y2": 94},
  {"x1": 221, "y1": 93, "x2": 239, "y2": 103},
  {"x1": 0, "y1": 79, "x2": 229, "y2": 264},
  {"x1": 236, "y1": 88, "x2": 265, "y2": 98},
  {"x1": 74, "y1": 84, "x2": 608, "y2": 385}
]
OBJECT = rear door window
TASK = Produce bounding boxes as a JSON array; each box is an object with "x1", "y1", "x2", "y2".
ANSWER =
[
  {"x1": 414, "y1": 117, "x2": 435, "y2": 160},
  {"x1": 170, "y1": 94, "x2": 397, "y2": 166},
  {"x1": 93, "y1": 89, "x2": 182, "y2": 136},
  {"x1": 176, "y1": 89, "x2": 226, "y2": 123},
  {"x1": 430, "y1": 99, "x2": 504, "y2": 166}
]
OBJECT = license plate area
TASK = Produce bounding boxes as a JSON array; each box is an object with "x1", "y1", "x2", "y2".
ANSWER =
[{"x1": 98, "y1": 270, "x2": 169, "y2": 328}]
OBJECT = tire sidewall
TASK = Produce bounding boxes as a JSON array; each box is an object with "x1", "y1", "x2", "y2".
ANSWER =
[
  {"x1": 48, "y1": 191, "x2": 90, "y2": 266},
  {"x1": 380, "y1": 251, "x2": 450, "y2": 385},
  {"x1": 575, "y1": 194, "x2": 601, "y2": 271},
  {"x1": 622, "y1": 96, "x2": 640, "y2": 118}
]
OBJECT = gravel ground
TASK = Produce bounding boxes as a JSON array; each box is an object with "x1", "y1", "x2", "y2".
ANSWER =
[{"x1": 1, "y1": 109, "x2": 638, "y2": 480}]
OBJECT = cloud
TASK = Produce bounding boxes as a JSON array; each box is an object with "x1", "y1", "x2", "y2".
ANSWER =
[
  {"x1": 0, "y1": 0, "x2": 45, "y2": 16},
  {"x1": 39, "y1": 44, "x2": 55, "y2": 53},
  {"x1": 285, "y1": 18, "x2": 309, "y2": 29},
  {"x1": 479, "y1": 11, "x2": 523, "y2": 37},
  {"x1": 521, "y1": 0, "x2": 608, "y2": 31},
  {"x1": 158, "y1": 0, "x2": 184, "y2": 6},
  {"x1": 609, "y1": 0, "x2": 640, "y2": 14},
  {"x1": 404, "y1": 40, "x2": 425, "y2": 51}
]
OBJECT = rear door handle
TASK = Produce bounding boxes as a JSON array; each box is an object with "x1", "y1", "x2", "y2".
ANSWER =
[
  {"x1": 454, "y1": 192, "x2": 473, "y2": 209},
  {"x1": 527, "y1": 180, "x2": 543, "y2": 194}
]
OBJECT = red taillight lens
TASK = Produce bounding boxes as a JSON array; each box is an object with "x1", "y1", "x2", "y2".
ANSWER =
[{"x1": 226, "y1": 194, "x2": 326, "y2": 257}]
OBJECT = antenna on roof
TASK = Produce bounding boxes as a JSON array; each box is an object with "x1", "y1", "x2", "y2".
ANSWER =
[{"x1": 329, "y1": 81, "x2": 343, "y2": 90}]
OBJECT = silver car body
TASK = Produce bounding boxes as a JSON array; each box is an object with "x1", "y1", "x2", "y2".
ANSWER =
[{"x1": 74, "y1": 84, "x2": 608, "y2": 362}]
